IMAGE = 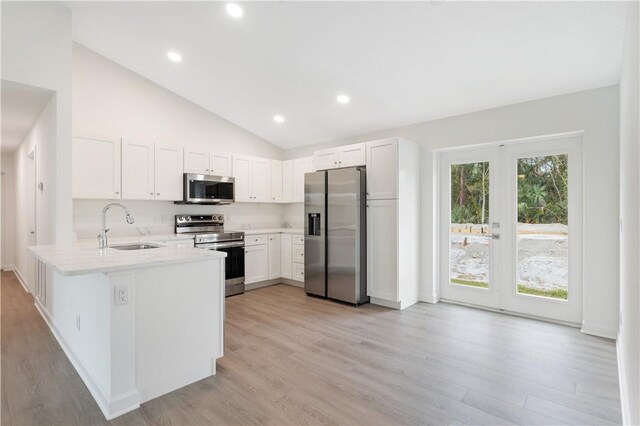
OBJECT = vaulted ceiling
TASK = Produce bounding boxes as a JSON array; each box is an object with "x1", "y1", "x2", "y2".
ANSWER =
[
  {"x1": 1, "y1": 80, "x2": 53, "y2": 153},
  {"x1": 66, "y1": 1, "x2": 628, "y2": 149}
]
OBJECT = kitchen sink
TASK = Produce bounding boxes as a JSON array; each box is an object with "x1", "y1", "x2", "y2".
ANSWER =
[{"x1": 109, "y1": 243, "x2": 163, "y2": 251}]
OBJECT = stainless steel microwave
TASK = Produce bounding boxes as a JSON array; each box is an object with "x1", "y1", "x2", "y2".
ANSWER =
[{"x1": 176, "y1": 173, "x2": 235, "y2": 205}]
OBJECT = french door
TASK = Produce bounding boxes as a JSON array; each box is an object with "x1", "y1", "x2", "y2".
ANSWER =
[{"x1": 439, "y1": 135, "x2": 583, "y2": 324}]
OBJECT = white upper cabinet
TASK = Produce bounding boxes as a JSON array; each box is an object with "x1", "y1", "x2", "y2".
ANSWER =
[
  {"x1": 270, "y1": 160, "x2": 283, "y2": 202},
  {"x1": 313, "y1": 143, "x2": 365, "y2": 170},
  {"x1": 184, "y1": 148, "x2": 210, "y2": 174},
  {"x1": 122, "y1": 140, "x2": 155, "y2": 200},
  {"x1": 154, "y1": 144, "x2": 184, "y2": 201},
  {"x1": 73, "y1": 137, "x2": 121, "y2": 199},
  {"x1": 314, "y1": 149, "x2": 340, "y2": 170},
  {"x1": 232, "y1": 154, "x2": 252, "y2": 202},
  {"x1": 185, "y1": 148, "x2": 232, "y2": 176},
  {"x1": 293, "y1": 157, "x2": 314, "y2": 202},
  {"x1": 209, "y1": 152, "x2": 232, "y2": 176},
  {"x1": 366, "y1": 138, "x2": 398, "y2": 200},
  {"x1": 339, "y1": 143, "x2": 366, "y2": 168},
  {"x1": 232, "y1": 155, "x2": 272, "y2": 202},
  {"x1": 251, "y1": 157, "x2": 271, "y2": 202},
  {"x1": 282, "y1": 160, "x2": 294, "y2": 202}
]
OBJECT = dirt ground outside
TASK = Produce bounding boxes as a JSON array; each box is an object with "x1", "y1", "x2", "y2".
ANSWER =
[{"x1": 450, "y1": 223, "x2": 568, "y2": 296}]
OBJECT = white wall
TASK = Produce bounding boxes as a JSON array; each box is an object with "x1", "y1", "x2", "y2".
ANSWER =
[
  {"x1": 617, "y1": 2, "x2": 639, "y2": 424},
  {"x1": 74, "y1": 200, "x2": 287, "y2": 240},
  {"x1": 72, "y1": 44, "x2": 289, "y2": 238},
  {"x1": 1, "y1": 1, "x2": 73, "y2": 244},
  {"x1": 286, "y1": 86, "x2": 620, "y2": 337},
  {"x1": 73, "y1": 44, "x2": 283, "y2": 159},
  {"x1": 11, "y1": 98, "x2": 57, "y2": 288},
  {"x1": 1, "y1": 154, "x2": 15, "y2": 269}
]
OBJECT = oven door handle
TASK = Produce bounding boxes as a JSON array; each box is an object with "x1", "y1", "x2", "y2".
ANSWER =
[{"x1": 198, "y1": 241, "x2": 245, "y2": 249}]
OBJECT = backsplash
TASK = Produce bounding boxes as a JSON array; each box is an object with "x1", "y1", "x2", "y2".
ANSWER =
[{"x1": 73, "y1": 200, "x2": 304, "y2": 240}]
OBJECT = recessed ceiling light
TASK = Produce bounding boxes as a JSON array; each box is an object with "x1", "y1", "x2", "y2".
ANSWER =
[
  {"x1": 167, "y1": 51, "x2": 182, "y2": 62},
  {"x1": 226, "y1": 3, "x2": 244, "y2": 18},
  {"x1": 273, "y1": 115, "x2": 285, "y2": 123},
  {"x1": 337, "y1": 94, "x2": 350, "y2": 104}
]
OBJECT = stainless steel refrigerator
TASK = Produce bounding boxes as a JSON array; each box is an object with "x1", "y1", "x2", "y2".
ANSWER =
[{"x1": 304, "y1": 167, "x2": 368, "y2": 305}]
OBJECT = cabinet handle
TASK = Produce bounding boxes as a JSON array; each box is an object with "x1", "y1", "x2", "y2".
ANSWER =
[
  {"x1": 157, "y1": 193, "x2": 160, "y2": 196},
  {"x1": 115, "y1": 191, "x2": 120, "y2": 195},
  {"x1": 150, "y1": 192, "x2": 154, "y2": 195}
]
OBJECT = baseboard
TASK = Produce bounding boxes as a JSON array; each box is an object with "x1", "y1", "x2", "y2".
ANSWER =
[
  {"x1": 420, "y1": 292, "x2": 439, "y2": 304},
  {"x1": 581, "y1": 321, "x2": 618, "y2": 339},
  {"x1": 12, "y1": 268, "x2": 30, "y2": 293},
  {"x1": 280, "y1": 278, "x2": 304, "y2": 288},
  {"x1": 616, "y1": 336, "x2": 631, "y2": 425},
  {"x1": 441, "y1": 298, "x2": 581, "y2": 329},
  {"x1": 34, "y1": 300, "x2": 140, "y2": 420},
  {"x1": 245, "y1": 278, "x2": 303, "y2": 291},
  {"x1": 370, "y1": 297, "x2": 402, "y2": 310},
  {"x1": 1, "y1": 264, "x2": 15, "y2": 271}
]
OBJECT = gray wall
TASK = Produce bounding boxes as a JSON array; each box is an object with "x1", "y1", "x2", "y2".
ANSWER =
[{"x1": 286, "y1": 85, "x2": 621, "y2": 338}]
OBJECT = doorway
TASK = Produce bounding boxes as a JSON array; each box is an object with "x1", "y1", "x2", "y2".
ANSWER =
[
  {"x1": 26, "y1": 148, "x2": 37, "y2": 294},
  {"x1": 438, "y1": 134, "x2": 583, "y2": 324}
]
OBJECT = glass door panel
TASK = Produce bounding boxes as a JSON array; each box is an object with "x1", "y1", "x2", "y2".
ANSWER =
[
  {"x1": 516, "y1": 155, "x2": 569, "y2": 300},
  {"x1": 440, "y1": 148, "x2": 500, "y2": 309},
  {"x1": 449, "y1": 162, "x2": 491, "y2": 290},
  {"x1": 439, "y1": 135, "x2": 582, "y2": 324}
]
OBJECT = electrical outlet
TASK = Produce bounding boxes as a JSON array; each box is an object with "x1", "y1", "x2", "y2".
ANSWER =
[{"x1": 115, "y1": 285, "x2": 129, "y2": 305}]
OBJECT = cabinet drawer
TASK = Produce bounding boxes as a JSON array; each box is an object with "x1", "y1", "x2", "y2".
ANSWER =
[
  {"x1": 245, "y1": 234, "x2": 268, "y2": 246},
  {"x1": 293, "y1": 246, "x2": 305, "y2": 264},
  {"x1": 293, "y1": 235, "x2": 305, "y2": 245},
  {"x1": 293, "y1": 263, "x2": 305, "y2": 282}
]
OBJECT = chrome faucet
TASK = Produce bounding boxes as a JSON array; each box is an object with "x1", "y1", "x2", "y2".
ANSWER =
[{"x1": 98, "y1": 203, "x2": 135, "y2": 248}]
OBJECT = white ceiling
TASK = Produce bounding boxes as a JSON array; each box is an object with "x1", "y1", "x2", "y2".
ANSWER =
[
  {"x1": 1, "y1": 80, "x2": 53, "y2": 153},
  {"x1": 66, "y1": 1, "x2": 628, "y2": 149}
]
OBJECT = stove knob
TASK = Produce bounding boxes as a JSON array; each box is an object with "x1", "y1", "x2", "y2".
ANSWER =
[
  {"x1": 178, "y1": 216, "x2": 184, "y2": 221},
  {"x1": 186, "y1": 217, "x2": 191, "y2": 221}
]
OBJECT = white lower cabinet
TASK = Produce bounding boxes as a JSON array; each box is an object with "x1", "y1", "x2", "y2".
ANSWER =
[
  {"x1": 367, "y1": 199, "x2": 399, "y2": 302},
  {"x1": 244, "y1": 244, "x2": 269, "y2": 284},
  {"x1": 293, "y1": 238, "x2": 305, "y2": 282},
  {"x1": 243, "y1": 232, "x2": 303, "y2": 285},
  {"x1": 268, "y1": 234, "x2": 282, "y2": 279},
  {"x1": 281, "y1": 234, "x2": 292, "y2": 279},
  {"x1": 293, "y1": 263, "x2": 305, "y2": 282}
]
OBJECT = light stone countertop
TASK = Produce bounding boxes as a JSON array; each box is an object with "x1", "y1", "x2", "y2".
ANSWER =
[
  {"x1": 28, "y1": 236, "x2": 223, "y2": 277},
  {"x1": 231, "y1": 228, "x2": 304, "y2": 235}
]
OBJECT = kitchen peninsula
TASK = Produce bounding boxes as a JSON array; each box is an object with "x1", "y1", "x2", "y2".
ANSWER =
[{"x1": 27, "y1": 239, "x2": 226, "y2": 420}]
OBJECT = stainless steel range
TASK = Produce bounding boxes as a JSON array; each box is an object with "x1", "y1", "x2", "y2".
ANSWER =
[{"x1": 175, "y1": 215, "x2": 245, "y2": 296}]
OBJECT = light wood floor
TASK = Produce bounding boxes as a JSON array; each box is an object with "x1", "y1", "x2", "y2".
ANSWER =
[{"x1": 1, "y1": 270, "x2": 621, "y2": 425}]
